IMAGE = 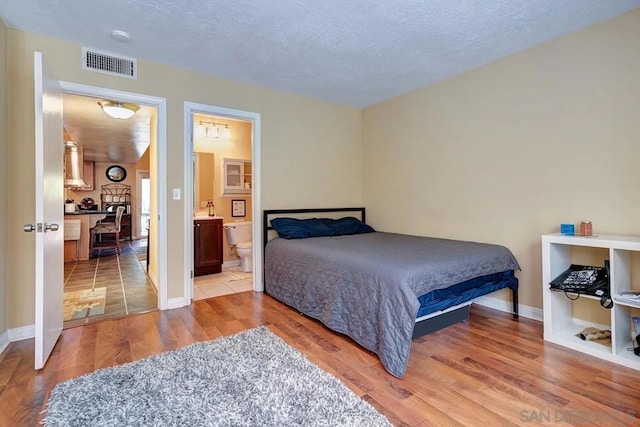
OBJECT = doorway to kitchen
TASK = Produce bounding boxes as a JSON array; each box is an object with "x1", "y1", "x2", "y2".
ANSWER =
[
  {"x1": 183, "y1": 102, "x2": 262, "y2": 302},
  {"x1": 59, "y1": 82, "x2": 168, "y2": 328}
]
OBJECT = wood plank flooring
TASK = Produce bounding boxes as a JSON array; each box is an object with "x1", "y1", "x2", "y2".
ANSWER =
[{"x1": 1, "y1": 293, "x2": 639, "y2": 426}]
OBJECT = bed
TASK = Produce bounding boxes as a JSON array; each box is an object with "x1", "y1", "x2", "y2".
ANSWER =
[{"x1": 263, "y1": 208, "x2": 520, "y2": 378}]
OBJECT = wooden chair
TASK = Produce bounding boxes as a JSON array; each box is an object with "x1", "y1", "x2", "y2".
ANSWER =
[{"x1": 89, "y1": 206, "x2": 125, "y2": 256}]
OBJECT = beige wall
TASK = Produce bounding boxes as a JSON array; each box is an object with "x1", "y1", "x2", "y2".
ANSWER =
[
  {"x1": 362, "y1": 9, "x2": 640, "y2": 312},
  {"x1": 0, "y1": 18, "x2": 7, "y2": 337},
  {"x1": 5, "y1": 29, "x2": 362, "y2": 328},
  {"x1": 137, "y1": 148, "x2": 150, "y2": 171}
]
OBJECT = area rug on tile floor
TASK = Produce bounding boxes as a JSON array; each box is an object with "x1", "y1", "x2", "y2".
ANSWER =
[
  {"x1": 43, "y1": 326, "x2": 391, "y2": 427},
  {"x1": 62, "y1": 287, "x2": 106, "y2": 321}
]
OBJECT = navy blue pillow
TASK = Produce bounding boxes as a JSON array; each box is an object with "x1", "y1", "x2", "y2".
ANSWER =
[
  {"x1": 323, "y1": 217, "x2": 376, "y2": 235},
  {"x1": 270, "y1": 217, "x2": 335, "y2": 239}
]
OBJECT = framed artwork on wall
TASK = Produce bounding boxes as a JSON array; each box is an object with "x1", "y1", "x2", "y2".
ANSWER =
[
  {"x1": 231, "y1": 199, "x2": 246, "y2": 217},
  {"x1": 106, "y1": 165, "x2": 127, "y2": 182}
]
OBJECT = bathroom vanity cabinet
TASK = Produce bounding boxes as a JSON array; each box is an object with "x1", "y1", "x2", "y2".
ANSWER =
[{"x1": 194, "y1": 217, "x2": 223, "y2": 276}]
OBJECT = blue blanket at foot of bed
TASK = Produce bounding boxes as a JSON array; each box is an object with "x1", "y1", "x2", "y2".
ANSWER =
[{"x1": 416, "y1": 270, "x2": 518, "y2": 318}]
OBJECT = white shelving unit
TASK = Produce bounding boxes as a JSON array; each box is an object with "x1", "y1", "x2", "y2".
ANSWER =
[
  {"x1": 221, "y1": 158, "x2": 251, "y2": 195},
  {"x1": 542, "y1": 233, "x2": 640, "y2": 370}
]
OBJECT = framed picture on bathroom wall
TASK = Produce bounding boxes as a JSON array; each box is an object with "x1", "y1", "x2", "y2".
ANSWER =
[{"x1": 231, "y1": 199, "x2": 246, "y2": 217}]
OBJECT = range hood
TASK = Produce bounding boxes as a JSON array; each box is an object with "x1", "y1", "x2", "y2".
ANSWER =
[{"x1": 64, "y1": 143, "x2": 89, "y2": 188}]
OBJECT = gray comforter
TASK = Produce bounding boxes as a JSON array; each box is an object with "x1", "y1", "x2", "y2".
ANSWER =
[{"x1": 265, "y1": 232, "x2": 520, "y2": 378}]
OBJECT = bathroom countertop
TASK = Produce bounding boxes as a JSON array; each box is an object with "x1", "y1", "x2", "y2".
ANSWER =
[{"x1": 193, "y1": 215, "x2": 225, "y2": 221}]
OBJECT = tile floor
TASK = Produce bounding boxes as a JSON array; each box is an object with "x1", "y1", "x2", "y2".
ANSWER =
[
  {"x1": 63, "y1": 239, "x2": 157, "y2": 328},
  {"x1": 193, "y1": 267, "x2": 253, "y2": 300}
]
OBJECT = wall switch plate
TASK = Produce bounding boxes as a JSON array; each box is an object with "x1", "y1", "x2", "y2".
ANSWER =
[{"x1": 172, "y1": 188, "x2": 181, "y2": 200}]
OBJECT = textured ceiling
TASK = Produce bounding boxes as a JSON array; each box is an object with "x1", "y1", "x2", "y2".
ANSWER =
[{"x1": 2, "y1": 0, "x2": 640, "y2": 107}]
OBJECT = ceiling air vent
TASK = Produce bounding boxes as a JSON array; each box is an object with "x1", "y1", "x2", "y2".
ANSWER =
[{"x1": 82, "y1": 47, "x2": 137, "y2": 79}]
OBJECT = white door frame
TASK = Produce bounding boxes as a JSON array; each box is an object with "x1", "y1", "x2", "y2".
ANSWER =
[
  {"x1": 60, "y1": 81, "x2": 169, "y2": 310},
  {"x1": 183, "y1": 102, "x2": 262, "y2": 301}
]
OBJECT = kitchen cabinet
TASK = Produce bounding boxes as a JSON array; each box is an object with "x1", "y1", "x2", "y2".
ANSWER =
[
  {"x1": 222, "y1": 158, "x2": 251, "y2": 195},
  {"x1": 194, "y1": 218, "x2": 223, "y2": 276}
]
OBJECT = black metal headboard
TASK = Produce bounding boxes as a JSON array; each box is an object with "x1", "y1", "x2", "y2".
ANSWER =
[
  {"x1": 263, "y1": 207, "x2": 366, "y2": 249},
  {"x1": 262, "y1": 207, "x2": 366, "y2": 294}
]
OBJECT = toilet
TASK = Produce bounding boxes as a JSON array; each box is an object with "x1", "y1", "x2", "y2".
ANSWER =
[{"x1": 223, "y1": 221, "x2": 253, "y2": 272}]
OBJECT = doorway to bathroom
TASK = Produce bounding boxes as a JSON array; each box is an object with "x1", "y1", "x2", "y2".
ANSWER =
[{"x1": 184, "y1": 102, "x2": 262, "y2": 302}]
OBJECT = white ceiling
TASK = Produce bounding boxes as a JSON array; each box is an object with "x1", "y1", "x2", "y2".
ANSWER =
[{"x1": 2, "y1": 1, "x2": 640, "y2": 107}]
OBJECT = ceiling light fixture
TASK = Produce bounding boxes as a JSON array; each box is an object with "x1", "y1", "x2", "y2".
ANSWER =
[
  {"x1": 218, "y1": 124, "x2": 231, "y2": 139},
  {"x1": 110, "y1": 30, "x2": 132, "y2": 43},
  {"x1": 206, "y1": 126, "x2": 219, "y2": 138},
  {"x1": 98, "y1": 100, "x2": 140, "y2": 119},
  {"x1": 197, "y1": 121, "x2": 232, "y2": 139}
]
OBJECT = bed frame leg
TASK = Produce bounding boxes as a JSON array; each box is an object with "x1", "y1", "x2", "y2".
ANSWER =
[{"x1": 512, "y1": 287, "x2": 519, "y2": 319}]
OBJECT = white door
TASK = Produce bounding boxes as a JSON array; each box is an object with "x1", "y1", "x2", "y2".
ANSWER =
[{"x1": 28, "y1": 52, "x2": 64, "y2": 369}]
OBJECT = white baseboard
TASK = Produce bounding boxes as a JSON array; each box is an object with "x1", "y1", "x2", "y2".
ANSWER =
[
  {"x1": 0, "y1": 330, "x2": 9, "y2": 354},
  {"x1": 473, "y1": 295, "x2": 543, "y2": 322},
  {"x1": 8, "y1": 324, "x2": 35, "y2": 341},
  {"x1": 167, "y1": 297, "x2": 189, "y2": 310},
  {"x1": 223, "y1": 260, "x2": 240, "y2": 268},
  {"x1": 0, "y1": 296, "x2": 539, "y2": 350}
]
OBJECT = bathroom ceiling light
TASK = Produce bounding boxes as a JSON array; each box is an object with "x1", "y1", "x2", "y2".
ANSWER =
[
  {"x1": 194, "y1": 124, "x2": 207, "y2": 139},
  {"x1": 206, "y1": 126, "x2": 219, "y2": 138},
  {"x1": 97, "y1": 100, "x2": 140, "y2": 119},
  {"x1": 218, "y1": 124, "x2": 231, "y2": 139},
  {"x1": 198, "y1": 121, "x2": 232, "y2": 139}
]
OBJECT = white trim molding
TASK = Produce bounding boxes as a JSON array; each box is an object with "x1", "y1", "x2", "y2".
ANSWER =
[
  {"x1": 0, "y1": 330, "x2": 9, "y2": 354},
  {"x1": 474, "y1": 295, "x2": 543, "y2": 322},
  {"x1": 8, "y1": 324, "x2": 36, "y2": 341},
  {"x1": 183, "y1": 101, "x2": 262, "y2": 305},
  {"x1": 167, "y1": 297, "x2": 189, "y2": 310},
  {"x1": 222, "y1": 260, "x2": 241, "y2": 268}
]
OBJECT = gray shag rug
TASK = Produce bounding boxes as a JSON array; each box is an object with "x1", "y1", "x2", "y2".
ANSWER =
[{"x1": 43, "y1": 326, "x2": 391, "y2": 426}]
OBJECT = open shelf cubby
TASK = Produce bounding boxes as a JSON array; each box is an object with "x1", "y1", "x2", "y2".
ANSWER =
[{"x1": 542, "y1": 233, "x2": 640, "y2": 371}]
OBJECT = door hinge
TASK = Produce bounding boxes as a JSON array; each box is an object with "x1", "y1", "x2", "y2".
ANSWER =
[{"x1": 190, "y1": 270, "x2": 194, "y2": 279}]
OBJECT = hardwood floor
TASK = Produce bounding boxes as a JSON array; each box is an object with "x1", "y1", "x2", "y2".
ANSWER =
[{"x1": 1, "y1": 294, "x2": 639, "y2": 426}]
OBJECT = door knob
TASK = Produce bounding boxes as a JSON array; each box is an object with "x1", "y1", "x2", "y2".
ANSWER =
[
  {"x1": 45, "y1": 223, "x2": 60, "y2": 232},
  {"x1": 23, "y1": 224, "x2": 36, "y2": 232}
]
